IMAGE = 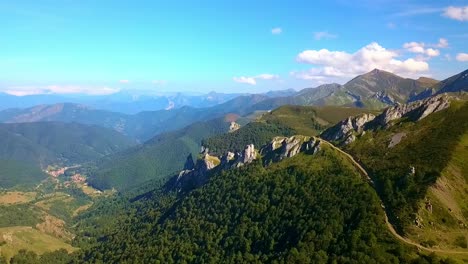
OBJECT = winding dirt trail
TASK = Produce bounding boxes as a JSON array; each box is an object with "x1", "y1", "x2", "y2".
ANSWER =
[{"x1": 320, "y1": 139, "x2": 468, "y2": 256}]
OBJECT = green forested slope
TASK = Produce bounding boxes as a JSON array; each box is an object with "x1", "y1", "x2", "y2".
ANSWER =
[
  {"x1": 86, "y1": 117, "x2": 232, "y2": 190},
  {"x1": 202, "y1": 122, "x2": 294, "y2": 155},
  {"x1": 72, "y1": 146, "x2": 453, "y2": 263},
  {"x1": 0, "y1": 122, "x2": 136, "y2": 188},
  {"x1": 203, "y1": 105, "x2": 375, "y2": 156},
  {"x1": 346, "y1": 101, "x2": 468, "y2": 233}
]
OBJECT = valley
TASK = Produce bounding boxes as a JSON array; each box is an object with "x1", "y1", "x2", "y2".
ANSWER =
[
  {"x1": 0, "y1": 68, "x2": 466, "y2": 263},
  {"x1": 0, "y1": 165, "x2": 106, "y2": 262},
  {"x1": 3, "y1": 2, "x2": 468, "y2": 262}
]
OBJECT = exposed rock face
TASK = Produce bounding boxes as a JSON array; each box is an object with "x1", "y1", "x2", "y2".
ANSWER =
[
  {"x1": 261, "y1": 136, "x2": 321, "y2": 164},
  {"x1": 240, "y1": 144, "x2": 256, "y2": 164},
  {"x1": 321, "y1": 95, "x2": 451, "y2": 145},
  {"x1": 229, "y1": 121, "x2": 241, "y2": 132},
  {"x1": 175, "y1": 153, "x2": 220, "y2": 190},
  {"x1": 227, "y1": 144, "x2": 258, "y2": 168},
  {"x1": 320, "y1": 113, "x2": 375, "y2": 144},
  {"x1": 373, "y1": 91, "x2": 396, "y2": 105},
  {"x1": 372, "y1": 94, "x2": 450, "y2": 127},
  {"x1": 388, "y1": 132, "x2": 406, "y2": 148},
  {"x1": 173, "y1": 135, "x2": 324, "y2": 192},
  {"x1": 175, "y1": 145, "x2": 257, "y2": 190}
]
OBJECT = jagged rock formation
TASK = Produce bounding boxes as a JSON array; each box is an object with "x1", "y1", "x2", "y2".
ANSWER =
[
  {"x1": 175, "y1": 153, "x2": 221, "y2": 190},
  {"x1": 172, "y1": 136, "x2": 322, "y2": 192},
  {"x1": 321, "y1": 95, "x2": 451, "y2": 145},
  {"x1": 174, "y1": 145, "x2": 257, "y2": 190},
  {"x1": 320, "y1": 114, "x2": 375, "y2": 145},
  {"x1": 261, "y1": 136, "x2": 321, "y2": 164},
  {"x1": 371, "y1": 94, "x2": 450, "y2": 127},
  {"x1": 229, "y1": 121, "x2": 241, "y2": 132}
]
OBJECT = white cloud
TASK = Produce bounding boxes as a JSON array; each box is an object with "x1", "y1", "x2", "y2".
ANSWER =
[
  {"x1": 443, "y1": 6, "x2": 468, "y2": 21},
  {"x1": 3, "y1": 85, "x2": 120, "y2": 96},
  {"x1": 314, "y1": 31, "x2": 337, "y2": 40},
  {"x1": 403, "y1": 42, "x2": 426, "y2": 53},
  {"x1": 255, "y1": 74, "x2": 279, "y2": 80},
  {"x1": 403, "y1": 40, "x2": 444, "y2": 57},
  {"x1": 435, "y1": 38, "x2": 449, "y2": 48},
  {"x1": 233, "y1": 76, "x2": 256, "y2": 85},
  {"x1": 119, "y1": 80, "x2": 130, "y2": 84},
  {"x1": 233, "y1": 73, "x2": 279, "y2": 85},
  {"x1": 293, "y1": 42, "x2": 429, "y2": 81},
  {"x1": 271, "y1": 27, "x2": 282, "y2": 34},
  {"x1": 425, "y1": 48, "x2": 440, "y2": 57},
  {"x1": 456, "y1": 53, "x2": 468, "y2": 61}
]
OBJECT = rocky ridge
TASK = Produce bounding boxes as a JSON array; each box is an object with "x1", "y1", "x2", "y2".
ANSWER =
[
  {"x1": 321, "y1": 94, "x2": 451, "y2": 145},
  {"x1": 172, "y1": 136, "x2": 322, "y2": 191}
]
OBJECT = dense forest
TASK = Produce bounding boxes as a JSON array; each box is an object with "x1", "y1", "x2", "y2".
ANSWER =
[
  {"x1": 202, "y1": 122, "x2": 294, "y2": 155},
  {"x1": 84, "y1": 117, "x2": 232, "y2": 190},
  {"x1": 68, "y1": 146, "x2": 456, "y2": 263}
]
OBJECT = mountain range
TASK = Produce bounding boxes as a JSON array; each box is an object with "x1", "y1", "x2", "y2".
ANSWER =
[
  {"x1": 70, "y1": 93, "x2": 467, "y2": 263},
  {"x1": 0, "y1": 94, "x2": 271, "y2": 142},
  {"x1": 1, "y1": 69, "x2": 466, "y2": 144},
  {"x1": 0, "y1": 91, "x2": 245, "y2": 114},
  {"x1": 0, "y1": 68, "x2": 467, "y2": 263},
  {"x1": 247, "y1": 69, "x2": 457, "y2": 111}
]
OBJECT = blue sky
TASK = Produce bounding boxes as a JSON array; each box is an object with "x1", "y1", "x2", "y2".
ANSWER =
[{"x1": 0, "y1": 0, "x2": 467, "y2": 95}]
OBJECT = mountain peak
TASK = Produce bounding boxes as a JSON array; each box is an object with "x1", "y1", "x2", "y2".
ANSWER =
[{"x1": 366, "y1": 68, "x2": 395, "y2": 76}]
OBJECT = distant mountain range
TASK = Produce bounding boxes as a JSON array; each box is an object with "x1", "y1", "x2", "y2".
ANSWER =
[
  {"x1": 0, "y1": 91, "x2": 248, "y2": 113},
  {"x1": 0, "y1": 95, "x2": 268, "y2": 141},
  {"x1": 0, "y1": 89, "x2": 296, "y2": 114},
  {"x1": 0, "y1": 69, "x2": 465, "y2": 143},
  {"x1": 248, "y1": 69, "x2": 464, "y2": 111}
]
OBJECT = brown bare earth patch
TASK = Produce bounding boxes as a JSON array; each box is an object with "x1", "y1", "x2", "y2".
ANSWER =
[
  {"x1": 35, "y1": 214, "x2": 74, "y2": 241},
  {"x1": 73, "y1": 203, "x2": 93, "y2": 217},
  {"x1": 0, "y1": 192, "x2": 36, "y2": 205}
]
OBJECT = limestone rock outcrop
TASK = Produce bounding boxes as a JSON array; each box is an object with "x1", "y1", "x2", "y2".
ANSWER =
[
  {"x1": 321, "y1": 95, "x2": 451, "y2": 145},
  {"x1": 229, "y1": 121, "x2": 241, "y2": 132},
  {"x1": 320, "y1": 113, "x2": 375, "y2": 144},
  {"x1": 373, "y1": 94, "x2": 450, "y2": 127},
  {"x1": 261, "y1": 136, "x2": 321, "y2": 164}
]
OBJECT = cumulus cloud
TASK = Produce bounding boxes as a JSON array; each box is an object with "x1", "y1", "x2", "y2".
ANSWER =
[
  {"x1": 3, "y1": 85, "x2": 120, "y2": 96},
  {"x1": 119, "y1": 80, "x2": 130, "y2": 84},
  {"x1": 314, "y1": 31, "x2": 337, "y2": 40},
  {"x1": 435, "y1": 38, "x2": 449, "y2": 48},
  {"x1": 403, "y1": 39, "x2": 448, "y2": 57},
  {"x1": 443, "y1": 6, "x2": 468, "y2": 21},
  {"x1": 293, "y1": 42, "x2": 429, "y2": 80},
  {"x1": 271, "y1": 27, "x2": 282, "y2": 34},
  {"x1": 456, "y1": 53, "x2": 468, "y2": 61},
  {"x1": 233, "y1": 76, "x2": 257, "y2": 85},
  {"x1": 233, "y1": 73, "x2": 279, "y2": 85}
]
